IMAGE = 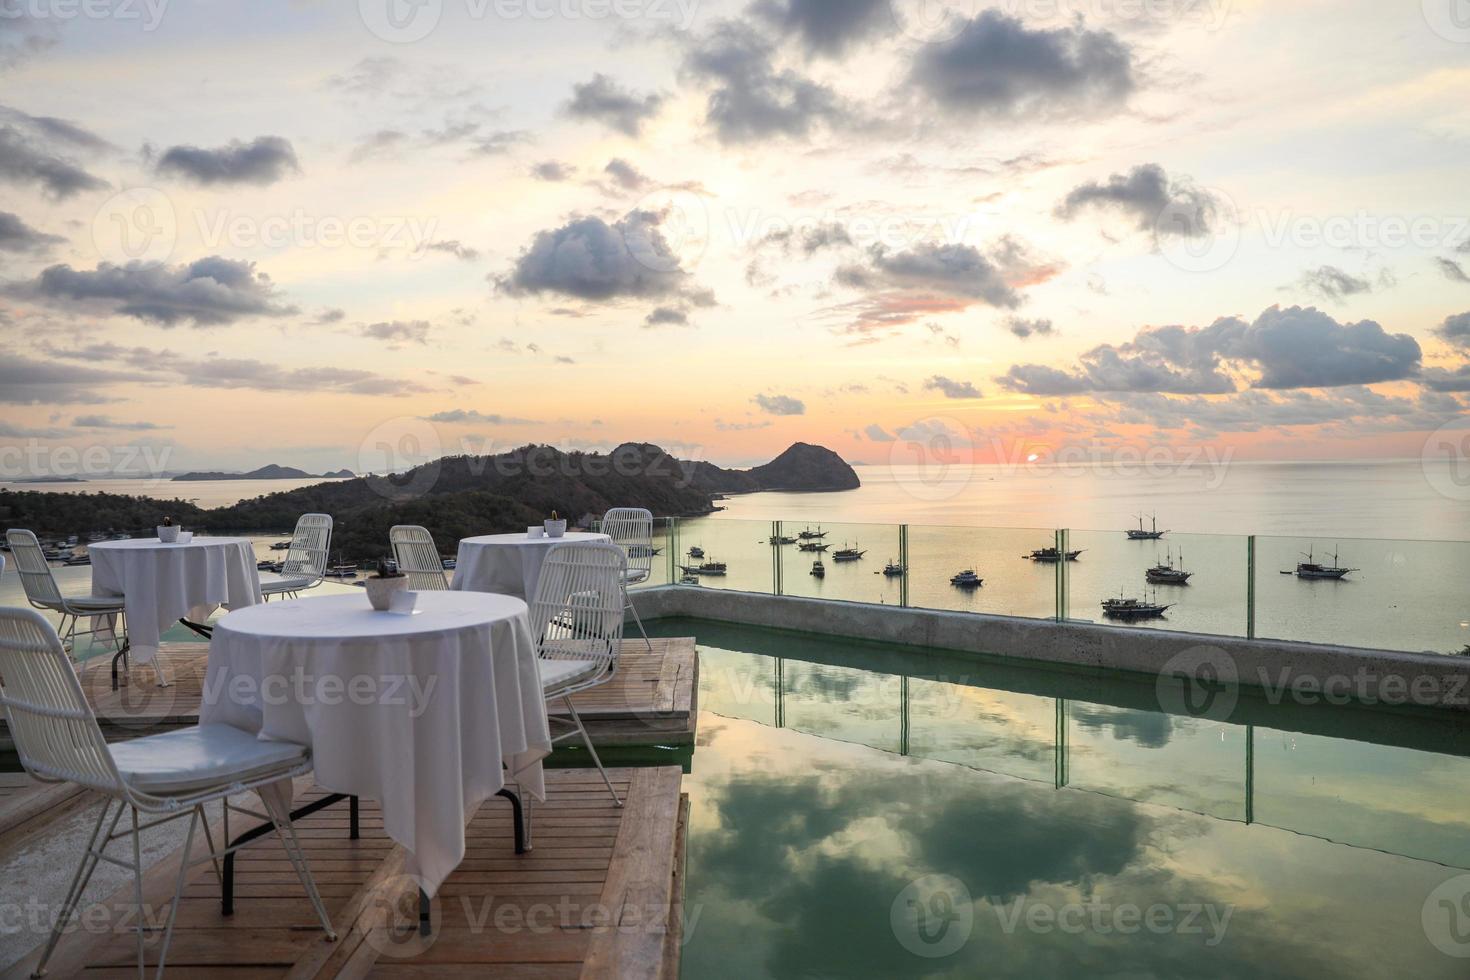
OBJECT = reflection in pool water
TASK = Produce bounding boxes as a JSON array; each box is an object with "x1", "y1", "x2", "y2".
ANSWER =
[{"x1": 649, "y1": 620, "x2": 1470, "y2": 979}]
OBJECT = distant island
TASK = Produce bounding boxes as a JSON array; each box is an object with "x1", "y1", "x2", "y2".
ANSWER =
[
  {"x1": 10, "y1": 476, "x2": 87, "y2": 484},
  {"x1": 2, "y1": 442, "x2": 858, "y2": 561},
  {"x1": 173, "y1": 464, "x2": 357, "y2": 482}
]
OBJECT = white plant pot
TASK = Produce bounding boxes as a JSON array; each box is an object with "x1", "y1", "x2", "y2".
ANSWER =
[
  {"x1": 365, "y1": 575, "x2": 408, "y2": 611},
  {"x1": 544, "y1": 519, "x2": 567, "y2": 538},
  {"x1": 156, "y1": 525, "x2": 181, "y2": 543}
]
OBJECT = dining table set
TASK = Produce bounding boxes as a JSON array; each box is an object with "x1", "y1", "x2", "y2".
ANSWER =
[{"x1": 79, "y1": 524, "x2": 613, "y2": 905}]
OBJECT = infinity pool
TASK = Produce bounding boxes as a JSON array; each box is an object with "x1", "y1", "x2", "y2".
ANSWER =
[{"x1": 646, "y1": 619, "x2": 1470, "y2": 979}]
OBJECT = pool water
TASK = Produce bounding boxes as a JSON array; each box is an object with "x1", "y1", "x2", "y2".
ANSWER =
[{"x1": 647, "y1": 619, "x2": 1470, "y2": 979}]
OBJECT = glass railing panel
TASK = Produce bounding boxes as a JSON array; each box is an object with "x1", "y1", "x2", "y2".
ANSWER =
[
  {"x1": 780, "y1": 660, "x2": 902, "y2": 753},
  {"x1": 906, "y1": 679, "x2": 1056, "y2": 783},
  {"x1": 674, "y1": 516, "x2": 775, "y2": 595},
  {"x1": 777, "y1": 520, "x2": 900, "y2": 606},
  {"x1": 905, "y1": 524, "x2": 1056, "y2": 619},
  {"x1": 1064, "y1": 700, "x2": 1247, "y2": 821},
  {"x1": 695, "y1": 641, "x2": 779, "y2": 726},
  {"x1": 1253, "y1": 535, "x2": 1470, "y2": 654},
  {"x1": 1252, "y1": 726, "x2": 1470, "y2": 869},
  {"x1": 1065, "y1": 529, "x2": 1248, "y2": 637}
]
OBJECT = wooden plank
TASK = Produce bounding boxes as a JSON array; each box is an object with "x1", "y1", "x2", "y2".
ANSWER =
[
  {"x1": 0, "y1": 771, "x2": 89, "y2": 854},
  {"x1": 578, "y1": 767, "x2": 684, "y2": 980}
]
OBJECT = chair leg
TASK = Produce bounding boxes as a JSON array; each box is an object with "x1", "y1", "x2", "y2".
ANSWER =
[
  {"x1": 31, "y1": 798, "x2": 117, "y2": 978},
  {"x1": 195, "y1": 805, "x2": 225, "y2": 887},
  {"x1": 563, "y1": 696, "x2": 621, "y2": 807},
  {"x1": 271, "y1": 814, "x2": 337, "y2": 941},
  {"x1": 130, "y1": 806, "x2": 145, "y2": 978},
  {"x1": 153, "y1": 807, "x2": 200, "y2": 977},
  {"x1": 624, "y1": 585, "x2": 653, "y2": 653}
]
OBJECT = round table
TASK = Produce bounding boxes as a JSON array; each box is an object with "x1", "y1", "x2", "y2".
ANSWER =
[
  {"x1": 451, "y1": 531, "x2": 611, "y2": 600},
  {"x1": 201, "y1": 590, "x2": 552, "y2": 896},
  {"x1": 89, "y1": 535, "x2": 260, "y2": 664}
]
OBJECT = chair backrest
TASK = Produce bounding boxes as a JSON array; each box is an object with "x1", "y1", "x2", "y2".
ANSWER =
[
  {"x1": 390, "y1": 525, "x2": 450, "y2": 591},
  {"x1": 0, "y1": 606, "x2": 124, "y2": 795},
  {"x1": 282, "y1": 513, "x2": 332, "y2": 586},
  {"x1": 602, "y1": 507, "x2": 653, "y2": 581},
  {"x1": 4, "y1": 529, "x2": 64, "y2": 609},
  {"x1": 528, "y1": 542, "x2": 626, "y2": 674}
]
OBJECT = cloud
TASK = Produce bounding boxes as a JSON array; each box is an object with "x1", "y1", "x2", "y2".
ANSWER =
[
  {"x1": 909, "y1": 11, "x2": 1134, "y2": 120},
  {"x1": 603, "y1": 158, "x2": 652, "y2": 192},
  {"x1": 155, "y1": 135, "x2": 299, "y2": 186},
  {"x1": 0, "y1": 11, "x2": 61, "y2": 71},
  {"x1": 359, "y1": 319, "x2": 430, "y2": 345},
  {"x1": 1056, "y1": 164, "x2": 1221, "y2": 239},
  {"x1": 644, "y1": 306, "x2": 689, "y2": 327},
  {"x1": 423, "y1": 409, "x2": 538, "y2": 424},
  {"x1": 924, "y1": 375, "x2": 982, "y2": 399},
  {"x1": 497, "y1": 209, "x2": 709, "y2": 304},
  {"x1": 349, "y1": 129, "x2": 407, "y2": 162},
  {"x1": 312, "y1": 308, "x2": 346, "y2": 325},
  {"x1": 0, "y1": 356, "x2": 133, "y2": 404},
  {"x1": 7, "y1": 256, "x2": 298, "y2": 326},
  {"x1": 419, "y1": 239, "x2": 480, "y2": 261},
  {"x1": 1437, "y1": 258, "x2": 1470, "y2": 284},
  {"x1": 1435, "y1": 311, "x2": 1470, "y2": 349},
  {"x1": 1422, "y1": 365, "x2": 1470, "y2": 392},
  {"x1": 469, "y1": 130, "x2": 533, "y2": 156},
  {"x1": 1006, "y1": 316, "x2": 1054, "y2": 338},
  {"x1": 757, "y1": 221, "x2": 853, "y2": 256},
  {"x1": 829, "y1": 238, "x2": 1060, "y2": 330},
  {"x1": 681, "y1": 21, "x2": 849, "y2": 144},
  {"x1": 863, "y1": 423, "x2": 896, "y2": 441},
  {"x1": 0, "y1": 123, "x2": 107, "y2": 198},
  {"x1": 753, "y1": 393, "x2": 805, "y2": 415},
  {"x1": 530, "y1": 159, "x2": 574, "y2": 181},
  {"x1": 0, "y1": 211, "x2": 64, "y2": 253},
  {"x1": 564, "y1": 74, "x2": 665, "y2": 136},
  {"x1": 1110, "y1": 386, "x2": 1459, "y2": 434},
  {"x1": 172, "y1": 358, "x2": 428, "y2": 396},
  {"x1": 752, "y1": 0, "x2": 893, "y2": 55},
  {"x1": 997, "y1": 305, "x2": 1421, "y2": 395},
  {"x1": 72, "y1": 415, "x2": 169, "y2": 431},
  {"x1": 1296, "y1": 265, "x2": 1373, "y2": 301}
]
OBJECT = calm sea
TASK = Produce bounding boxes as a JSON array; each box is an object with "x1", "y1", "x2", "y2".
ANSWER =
[
  {"x1": 0, "y1": 477, "x2": 344, "y2": 509},
  {"x1": 3, "y1": 461, "x2": 1467, "y2": 654}
]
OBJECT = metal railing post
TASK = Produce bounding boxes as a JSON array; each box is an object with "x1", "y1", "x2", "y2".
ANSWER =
[
  {"x1": 899, "y1": 524, "x2": 909, "y2": 608},
  {"x1": 773, "y1": 520, "x2": 782, "y2": 597},
  {"x1": 1246, "y1": 534, "x2": 1256, "y2": 639}
]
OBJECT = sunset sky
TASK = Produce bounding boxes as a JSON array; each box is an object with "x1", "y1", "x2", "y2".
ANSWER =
[{"x1": 2, "y1": 0, "x2": 1468, "y2": 475}]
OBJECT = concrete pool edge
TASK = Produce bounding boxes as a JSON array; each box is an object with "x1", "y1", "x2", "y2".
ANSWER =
[{"x1": 629, "y1": 585, "x2": 1470, "y2": 714}]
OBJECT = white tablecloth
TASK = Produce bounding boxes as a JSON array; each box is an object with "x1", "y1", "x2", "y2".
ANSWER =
[
  {"x1": 201, "y1": 590, "x2": 552, "y2": 896},
  {"x1": 90, "y1": 536, "x2": 261, "y2": 663},
  {"x1": 451, "y1": 531, "x2": 611, "y2": 600}
]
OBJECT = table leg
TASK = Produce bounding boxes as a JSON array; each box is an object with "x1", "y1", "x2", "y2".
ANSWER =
[
  {"x1": 110, "y1": 639, "x2": 130, "y2": 691},
  {"x1": 220, "y1": 792, "x2": 353, "y2": 916},
  {"x1": 178, "y1": 618, "x2": 213, "y2": 640}
]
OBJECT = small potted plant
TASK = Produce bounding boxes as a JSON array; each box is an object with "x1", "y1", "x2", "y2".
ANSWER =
[
  {"x1": 156, "y1": 515, "x2": 181, "y2": 543},
  {"x1": 544, "y1": 510, "x2": 567, "y2": 538},
  {"x1": 364, "y1": 557, "x2": 408, "y2": 611}
]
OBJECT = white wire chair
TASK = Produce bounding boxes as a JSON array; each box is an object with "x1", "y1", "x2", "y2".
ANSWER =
[
  {"x1": 5, "y1": 528, "x2": 128, "y2": 661},
  {"x1": 528, "y1": 542, "x2": 627, "y2": 806},
  {"x1": 600, "y1": 507, "x2": 654, "y2": 653},
  {"x1": 0, "y1": 606, "x2": 335, "y2": 978},
  {"x1": 389, "y1": 525, "x2": 450, "y2": 591},
  {"x1": 260, "y1": 513, "x2": 332, "y2": 601}
]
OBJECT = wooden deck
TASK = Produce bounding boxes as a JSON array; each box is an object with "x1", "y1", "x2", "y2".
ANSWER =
[
  {"x1": 5, "y1": 767, "x2": 688, "y2": 979},
  {"x1": 0, "y1": 772, "x2": 88, "y2": 852},
  {"x1": 0, "y1": 636, "x2": 698, "y2": 752}
]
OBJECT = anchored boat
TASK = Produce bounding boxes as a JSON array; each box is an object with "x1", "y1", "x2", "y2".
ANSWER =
[
  {"x1": 1126, "y1": 514, "x2": 1168, "y2": 540},
  {"x1": 1291, "y1": 547, "x2": 1356, "y2": 580},
  {"x1": 831, "y1": 544, "x2": 866, "y2": 562},
  {"x1": 950, "y1": 569, "x2": 983, "y2": 588},
  {"x1": 797, "y1": 526, "x2": 827, "y2": 540},
  {"x1": 1145, "y1": 548, "x2": 1192, "y2": 585},
  {"x1": 810, "y1": 559, "x2": 825, "y2": 578},
  {"x1": 881, "y1": 559, "x2": 906, "y2": 577},
  {"x1": 1023, "y1": 547, "x2": 1084, "y2": 562},
  {"x1": 1100, "y1": 592, "x2": 1173, "y2": 619}
]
